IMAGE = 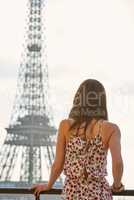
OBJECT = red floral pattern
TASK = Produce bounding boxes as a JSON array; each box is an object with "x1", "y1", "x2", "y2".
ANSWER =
[{"x1": 61, "y1": 132, "x2": 113, "y2": 200}]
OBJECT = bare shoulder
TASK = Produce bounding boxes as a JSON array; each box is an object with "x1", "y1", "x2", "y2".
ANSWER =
[
  {"x1": 59, "y1": 118, "x2": 72, "y2": 127},
  {"x1": 58, "y1": 119, "x2": 71, "y2": 134},
  {"x1": 58, "y1": 118, "x2": 75, "y2": 141},
  {"x1": 102, "y1": 120, "x2": 121, "y2": 137}
]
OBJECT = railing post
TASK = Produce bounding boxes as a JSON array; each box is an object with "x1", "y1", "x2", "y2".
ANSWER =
[{"x1": 35, "y1": 196, "x2": 40, "y2": 200}]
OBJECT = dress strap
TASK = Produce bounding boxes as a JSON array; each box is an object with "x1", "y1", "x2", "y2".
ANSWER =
[
  {"x1": 76, "y1": 125, "x2": 80, "y2": 136},
  {"x1": 97, "y1": 119, "x2": 104, "y2": 136}
]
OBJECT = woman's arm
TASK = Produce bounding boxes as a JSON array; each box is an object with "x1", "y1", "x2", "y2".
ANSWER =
[
  {"x1": 47, "y1": 119, "x2": 67, "y2": 188},
  {"x1": 31, "y1": 120, "x2": 67, "y2": 197},
  {"x1": 108, "y1": 124, "x2": 124, "y2": 188}
]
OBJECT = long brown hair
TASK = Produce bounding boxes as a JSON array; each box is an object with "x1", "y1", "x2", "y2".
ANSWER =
[{"x1": 68, "y1": 79, "x2": 108, "y2": 134}]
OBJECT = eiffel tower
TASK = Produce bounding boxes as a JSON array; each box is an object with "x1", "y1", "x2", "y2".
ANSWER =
[{"x1": 0, "y1": 0, "x2": 62, "y2": 186}]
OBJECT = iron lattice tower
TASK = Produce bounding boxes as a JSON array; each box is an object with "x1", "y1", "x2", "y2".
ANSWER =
[{"x1": 0, "y1": 0, "x2": 62, "y2": 186}]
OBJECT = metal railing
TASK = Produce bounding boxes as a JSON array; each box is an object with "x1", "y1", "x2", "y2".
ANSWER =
[{"x1": 0, "y1": 188, "x2": 134, "y2": 199}]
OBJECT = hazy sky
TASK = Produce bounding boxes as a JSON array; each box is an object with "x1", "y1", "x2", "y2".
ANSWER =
[{"x1": 0, "y1": 0, "x2": 134, "y2": 188}]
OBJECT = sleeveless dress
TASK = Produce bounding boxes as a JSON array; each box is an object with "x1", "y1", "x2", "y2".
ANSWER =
[{"x1": 61, "y1": 120, "x2": 113, "y2": 200}]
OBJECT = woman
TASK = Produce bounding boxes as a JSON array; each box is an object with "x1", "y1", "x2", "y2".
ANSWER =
[{"x1": 32, "y1": 79, "x2": 124, "y2": 199}]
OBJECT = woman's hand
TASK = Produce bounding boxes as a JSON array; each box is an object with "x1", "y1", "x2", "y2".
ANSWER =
[
  {"x1": 111, "y1": 183, "x2": 125, "y2": 192},
  {"x1": 31, "y1": 183, "x2": 51, "y2": 199}
]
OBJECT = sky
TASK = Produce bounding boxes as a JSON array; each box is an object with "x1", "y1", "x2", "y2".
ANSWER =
[{"x1": 0, "y1": 0, "x2": 134, "y2": 189}]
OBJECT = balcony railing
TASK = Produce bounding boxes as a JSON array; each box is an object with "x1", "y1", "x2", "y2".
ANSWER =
[{"x1": 0, "y1": 188, "x2": 134, "y2": 200}]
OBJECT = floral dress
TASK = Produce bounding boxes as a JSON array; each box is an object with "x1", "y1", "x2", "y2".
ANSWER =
[{"x1": 61, "y1": 120, "x2": 113, "y2": 200}]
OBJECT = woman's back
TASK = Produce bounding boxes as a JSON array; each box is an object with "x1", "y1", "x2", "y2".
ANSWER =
[
  {"x1": 61, "y1": 118, "x2": 113, "y2": 200},
  {"x1": 31, "y1": 79, "x2": 123, "y2": 200}
]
